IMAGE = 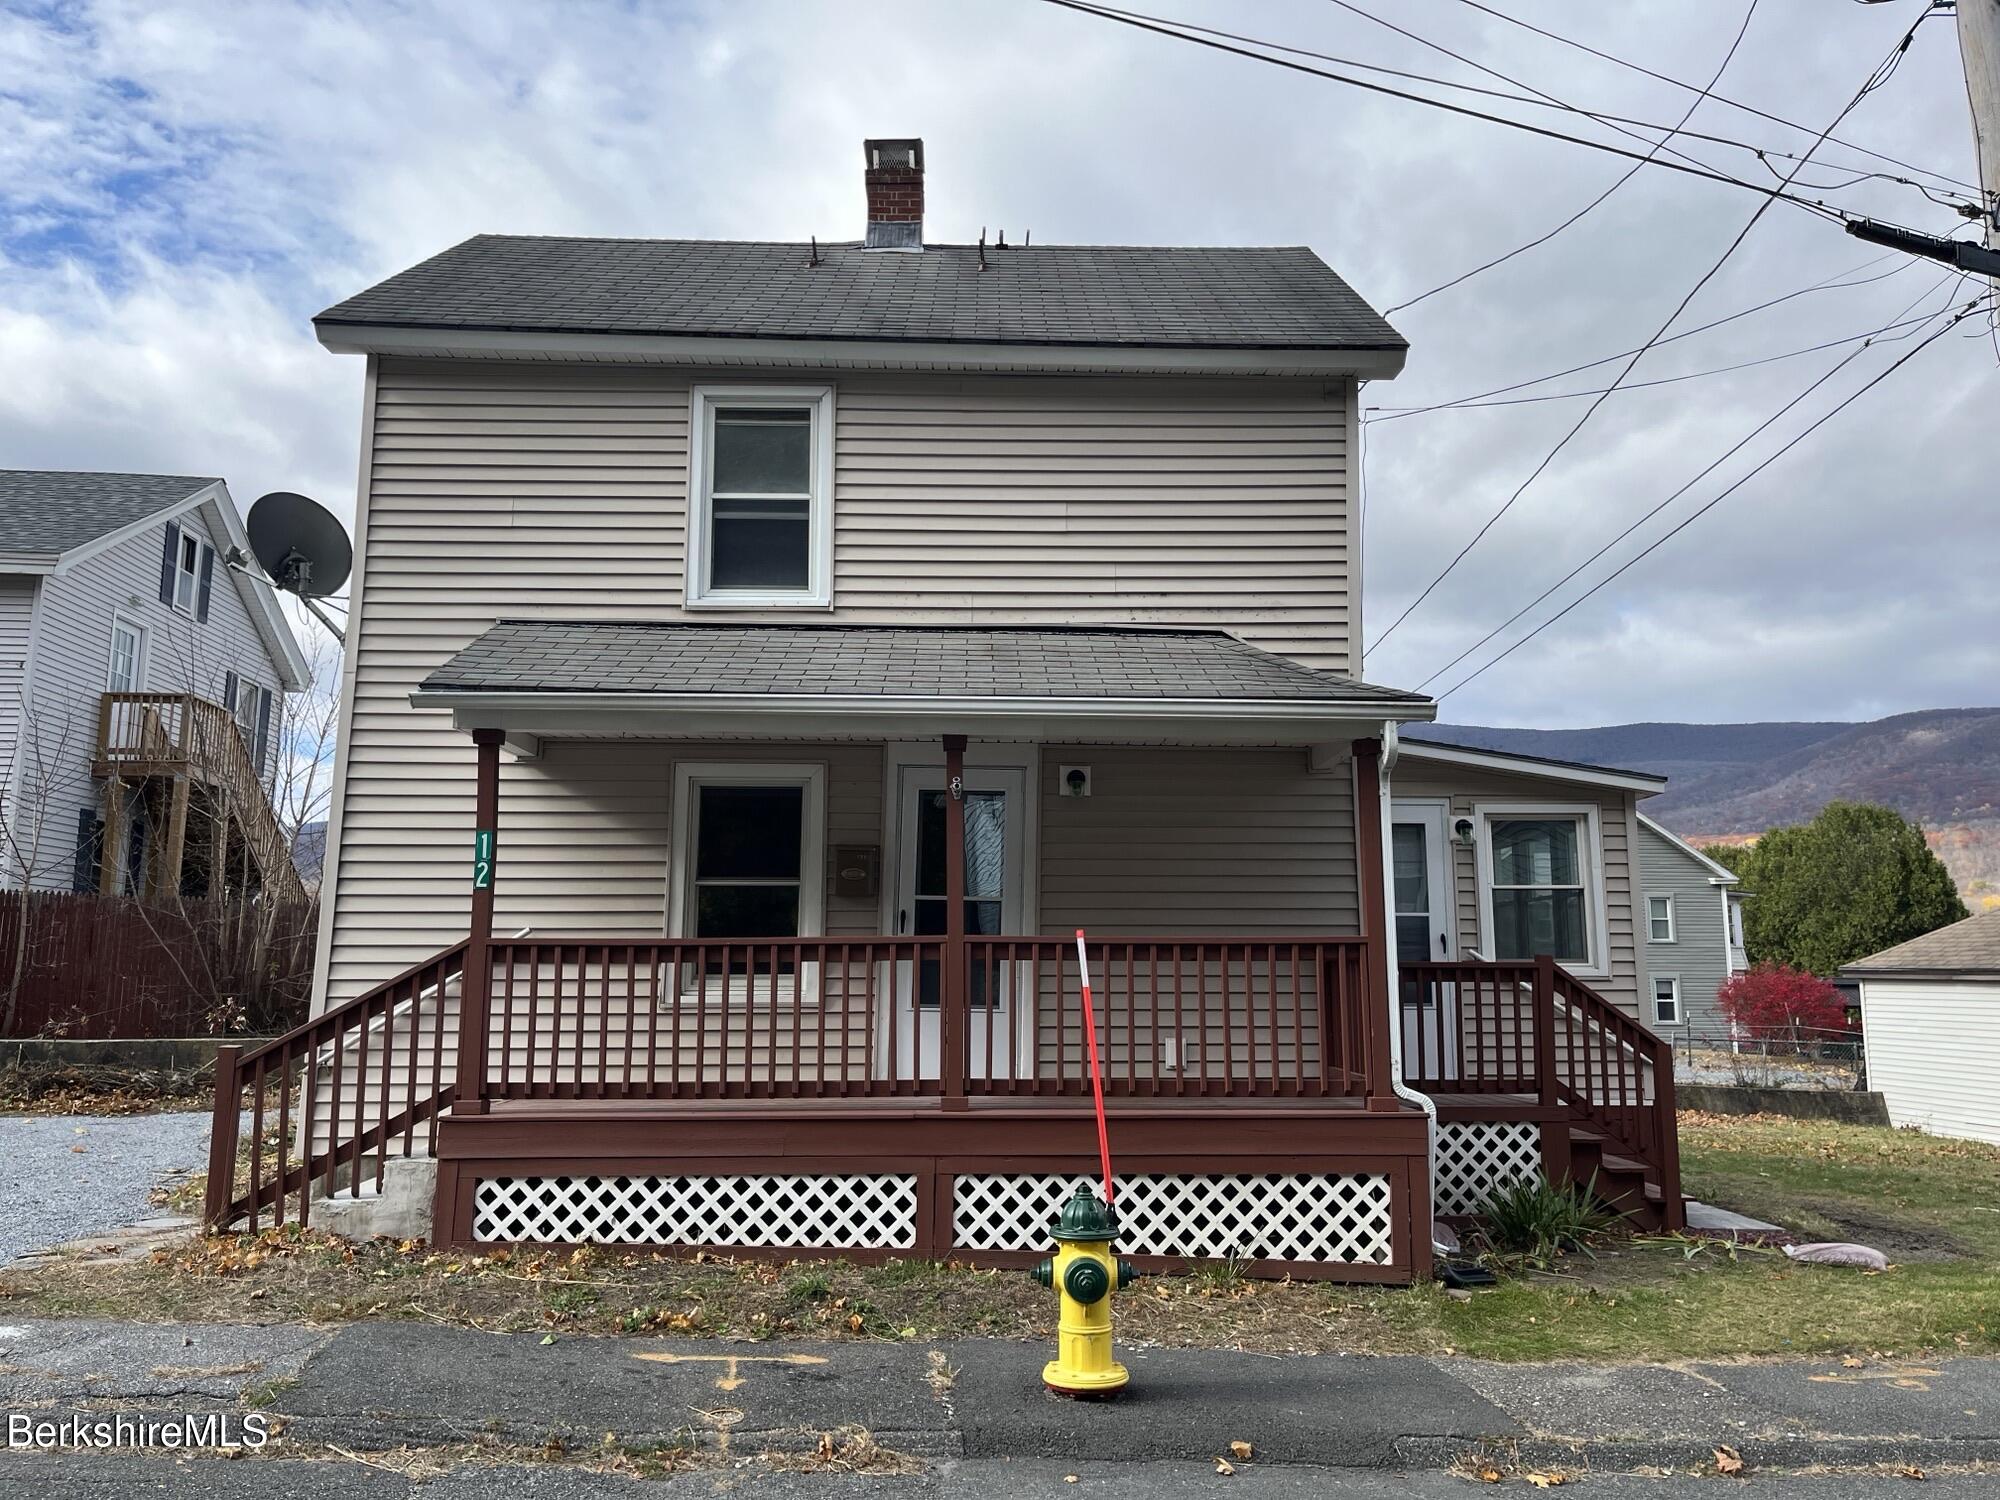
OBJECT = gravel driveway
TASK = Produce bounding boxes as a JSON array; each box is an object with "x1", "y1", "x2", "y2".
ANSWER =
[{"x1": 0, "y1": 1111, "x2": 214, "y2": 1265}]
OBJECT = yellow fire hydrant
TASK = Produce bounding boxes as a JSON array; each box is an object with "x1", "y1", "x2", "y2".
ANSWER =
[{"x1": 1033, "y1": 1185, "x2": 1137, "y2": 1397}]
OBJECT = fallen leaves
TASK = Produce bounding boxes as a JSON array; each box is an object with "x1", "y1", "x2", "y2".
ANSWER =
[
  {"x1": 1713, "y1": 1444, "x2": 1744, "y2": 1476},
  {"x1": 1212, "y1": 1457, "x2": 1235, "y2": 1476},
  {"x1": 1227, "y1": 1440, "x2": 1253, "y2": 1460}
]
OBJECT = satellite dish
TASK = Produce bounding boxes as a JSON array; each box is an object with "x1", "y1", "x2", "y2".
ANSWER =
[{"x1": 247, "y1": 491, "x2": 352, "y2": 600}]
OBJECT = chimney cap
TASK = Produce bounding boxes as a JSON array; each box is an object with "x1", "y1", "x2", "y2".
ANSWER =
[{"x1": 864, "y1": 138, "x2": 924, "y2": 171}]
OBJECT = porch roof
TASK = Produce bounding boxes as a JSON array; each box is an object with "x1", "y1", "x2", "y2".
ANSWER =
[{"x1": 414, "y1": 620, "x2": 1434, "y2": 745}]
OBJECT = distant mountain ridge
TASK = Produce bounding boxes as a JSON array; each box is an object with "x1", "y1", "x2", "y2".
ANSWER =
[{"x1": 1412, "y1": 707, "x2": 2000, "y2": 835}]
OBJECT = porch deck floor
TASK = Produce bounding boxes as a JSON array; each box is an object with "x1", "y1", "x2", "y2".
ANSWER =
[{"x1": 473, "y1": 1092, "x2": 1414, "y2": 1119}]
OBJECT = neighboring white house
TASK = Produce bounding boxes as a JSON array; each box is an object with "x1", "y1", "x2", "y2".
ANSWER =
[
  {"x1": 1634, "y1": 812, "x2": 1745, "y2": 1037},
  {"x1": 1845, "y1": 909, "x2": 2000, "y2": 1145},
  {"x1": 0, "y1": 471, "x2": 311, "y2": 899}
]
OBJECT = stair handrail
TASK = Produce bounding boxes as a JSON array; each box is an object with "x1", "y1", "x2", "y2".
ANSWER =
[
  {"x1": 204, "y1": 939, "x2": 467, "y2": 1234},
  {"x1": 1547, "y1": 965, "x2": 1685, "y2": 1230}
]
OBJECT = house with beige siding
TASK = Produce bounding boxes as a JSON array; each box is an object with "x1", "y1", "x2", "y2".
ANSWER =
[
  {"x1": 0, "y1": 472, "x2": 310, "y2": 901},
  {"x1": 207, "y1": 140, "x2": 1684, "y2": 1279}
]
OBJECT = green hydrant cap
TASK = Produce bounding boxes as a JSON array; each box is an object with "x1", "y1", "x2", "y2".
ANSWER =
[
  {"x1": 1051, "y1": 1185, "x2": 1118, "y2": 1243},
  {"x1": 1063, "y1": 1257, "x2": 1112, "y2": 1304}
]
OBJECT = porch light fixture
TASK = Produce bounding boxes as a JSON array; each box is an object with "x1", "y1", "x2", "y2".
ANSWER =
[
  {"x1": 1061, "y1": 766, "x2": 1092, "y2": 797},
  {"x1": 1453, "y1": 816, "x2": 1476, "y2": 846}
]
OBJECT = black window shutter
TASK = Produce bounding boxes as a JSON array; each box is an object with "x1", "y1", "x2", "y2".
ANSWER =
[
  {"x1": 159, "y1": 521, "x2": 181, "y2": 605},
  {"x1": 195, "y1": 542, "x2": 215, "y2": 622},
  {"x1": 223, "y1": 670, "x2": 239, "y2": 711},
  {"x1": 254, "y1": 687, "x2": 273, "y2": 776},
  {"x1": 71, "y1": 808, "x2": 103, "y2": 894}
]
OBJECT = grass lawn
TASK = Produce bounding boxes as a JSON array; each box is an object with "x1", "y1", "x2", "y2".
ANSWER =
[{"x1": 4, "y1": 1111, "x2": 1997, "y2": 1363}]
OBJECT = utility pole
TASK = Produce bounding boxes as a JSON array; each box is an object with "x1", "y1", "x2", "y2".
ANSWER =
[{"x1": 1962, "y1": 0, "x2": 2000, "y2": 277}]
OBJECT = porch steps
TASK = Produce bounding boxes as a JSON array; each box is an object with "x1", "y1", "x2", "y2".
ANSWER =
[{"x1": 1567, "y1": 1127, "x2": 1678, "y2": 1233}]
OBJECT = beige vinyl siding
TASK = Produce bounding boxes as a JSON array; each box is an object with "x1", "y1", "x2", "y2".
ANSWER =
[
  {"x1": 324, "y1": 358, "x2": 1361, "y2": 1004},
  {"x1": 7, "y1": 507, "x2": 283, "y2": 891},
  {"x1": 1038, "y1": 745, "x2": 1359, "y2": 935},
  {"x1": 1860, "y1": 978, "x2": 2000, "y2": 1145},
  {"x1": 1391, "y1": 758, "x2": 1643, "y2": 1017}
]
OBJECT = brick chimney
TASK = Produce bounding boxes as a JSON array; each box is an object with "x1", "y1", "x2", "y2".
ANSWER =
[{"x1": 863, "y1": 138, "x2": 924, "y2": 250}]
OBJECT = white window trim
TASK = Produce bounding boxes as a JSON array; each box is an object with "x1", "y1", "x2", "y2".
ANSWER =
[
  {"x1": 1472, "y1": 801, "x2": 1610, "y2": 979},
  {"x1": 105, "y1": 612, "x2": 149, "y2": 693},
  {"x1": 1651, "y1": 973, "x2": 1683, "y2": 1027},
  {"x1": 171, "y1": 533, "x2": 210, "y2": 617},
  {"x1": 1645, "y1": 891, "x2": 1676, "y2": 944},
  {"x1": 683, "y1": 384, "x2": 835, "y2": 610},
  {"x1": 667, "y1": 761, "x2": 828, "y2": 941}
]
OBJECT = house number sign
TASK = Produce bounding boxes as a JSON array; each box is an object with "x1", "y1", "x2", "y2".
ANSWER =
[{"x1": 472, "y1": 829, "x2": 495, "y2": 891}]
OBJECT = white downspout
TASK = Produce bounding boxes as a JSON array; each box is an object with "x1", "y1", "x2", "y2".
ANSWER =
[{"x1": 1374, "y1": 723, "x2": 1443, "y2": 1241}]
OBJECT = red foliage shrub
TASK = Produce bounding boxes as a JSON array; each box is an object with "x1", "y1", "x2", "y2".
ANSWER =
[{"x1": 1717, "y1": 962, "x2": 1852, "y2": 1045}]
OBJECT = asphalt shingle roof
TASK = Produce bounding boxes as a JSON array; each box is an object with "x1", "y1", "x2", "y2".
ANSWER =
[
  {"x1": 418, "y1": 621, "x2": 1429, "y2": 707},
  {"x1": 1844, "y1": 909, "x2": 2000, "y2": 975},
  {"x1": 316, "y1": 237, "x2": 1405, "y2": 351},
  {"x1": 0, "y1": 470, "x2": 217, "y2": 558}
]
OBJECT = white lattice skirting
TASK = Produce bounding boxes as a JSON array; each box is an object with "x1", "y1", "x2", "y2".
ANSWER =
[
  {"x1": 473, "y1": 1174, "x2": 919, "y2": 1248},
  {"x1": 1432, "y1": 1120, "x2": 1543, "y2": 1216},
  {"x1": 953, "y1": 1173, "x2": 1394, "y2": 1265}
]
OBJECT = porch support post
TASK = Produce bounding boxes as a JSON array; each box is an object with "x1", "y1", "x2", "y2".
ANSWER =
[
  {"x1": 1351, "y1": 737, "x2": 1400, "y2": 1112},
  {"x1": 1533, "y1": 953, "x2": 1559, "y2": 1107},
  {"x1": 454, "y1": 728, "x2": 503, "y2": 1119},
  {"x1": 941, "y1": 733, "x2": 969, "y2": 1111}
]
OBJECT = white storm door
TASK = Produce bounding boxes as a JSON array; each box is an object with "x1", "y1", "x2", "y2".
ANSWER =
[
  {"x1": 1392, "y1": 802, "x2": 1459, "y2": 1080},
  {"x1": 890, "y1": 765, "x2": 1028, "y2": 1084}
]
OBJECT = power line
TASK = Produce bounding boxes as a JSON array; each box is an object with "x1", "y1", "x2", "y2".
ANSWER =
[
  {"x1": 1432, "y1": 296, "x2": 1987, "y2": 702},
  {"x1": 1363, "y1": 7, "x2": 1930, "y2": 659},
  {"x1": 1364, "y1": 255, "x2": 1916, "y2": 420},
  {"x1": 1447, "y1": 0, "x2": 1979, "y2": 194},
  {"x1": 1386, "y1": 0, "x2": 1762, "y2": 314},
  {"x1": 1412, "y1": 271, "x2": 1965, "y2": 693},
  {"x1": 1376, "y1": 304, "x2": 1950, "y2": 411},
  {"x1": 1037, "y1": 0, "x2": 1852, "y2": 224}
]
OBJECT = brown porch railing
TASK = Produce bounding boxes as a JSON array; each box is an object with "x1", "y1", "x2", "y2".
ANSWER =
[
  {"x1": 966, "y1": 936, "x2": 1370, "y2": 1098},
  {"x1": 483, "y1": 937, "x2": 941, "y2": 1100},
  {"x1": 204, "y1": 942, "x2": 464, "y2": 1232},
  {"x1": 1399, "y1": 955, "x2": 1683, "y2": 1226}
]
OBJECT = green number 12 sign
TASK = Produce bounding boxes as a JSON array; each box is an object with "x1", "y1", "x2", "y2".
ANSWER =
[{"x1": 473, "y1": 829, "x2": 495, "y2": 891}]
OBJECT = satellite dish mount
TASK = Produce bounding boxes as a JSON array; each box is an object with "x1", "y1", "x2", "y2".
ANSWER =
[{"x1": 235, "y1": 490, "x2": 355, "y2": 643}]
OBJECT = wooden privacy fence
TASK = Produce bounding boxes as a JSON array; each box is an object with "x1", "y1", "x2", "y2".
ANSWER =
[{"x1": 0, "y1": 892, "x2": 317, "y2": 1038}]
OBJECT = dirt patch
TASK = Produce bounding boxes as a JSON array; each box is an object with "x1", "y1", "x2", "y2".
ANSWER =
[{"x1": 1800, "y1": 1202, "x2": 1971, "y2": 1263}]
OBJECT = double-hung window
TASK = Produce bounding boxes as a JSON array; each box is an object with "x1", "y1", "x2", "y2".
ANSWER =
[
  {"x1": 173, "y1": 532, "x2": 205, "y2": 613},
  {"x1": 1646, "y1": 894, "x2": 1675, "y2": 943},
  {"x1": 686, "y1": 386, "x2": 834, "y2": 607},
  {"x1": 1652, "y1": 975, "x2": 1682, "y2": 1026},
  {"x1": 1484, "y1": 812, "x2": 1597, "y2": 968},
  {"x1": 670, "y1": 763, "x2": 827, "y2": 956}
]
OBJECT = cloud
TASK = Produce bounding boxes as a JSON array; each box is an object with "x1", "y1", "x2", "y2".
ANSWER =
[{"x1": 0, "y1": 0, "x2": 1991, "y2": 728}]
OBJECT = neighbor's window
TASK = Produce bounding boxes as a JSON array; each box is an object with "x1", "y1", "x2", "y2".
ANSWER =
[
  {"x1": 106, "y1": 617, "x2": 146, "y2": 693},
  {"x1": 1647, "y1": 894, "x2": 1675, "y2": 943},
  {"x1": 1652, "y1": 975, "x2": 1682, "y2": 1026},
  {"x1": 173, "y1": 532, "x2": 204, "y2": 613},
  {"x1": 688, "y1": 386, "x2": 833, "y2": 606},
  {"x1": 1487, "y1": 815, "x2": 1592, "y2": 966}
]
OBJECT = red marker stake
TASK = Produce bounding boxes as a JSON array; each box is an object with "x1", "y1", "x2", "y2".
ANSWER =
[{"x1": 1074, "y1": 929, "x2": 1114, "y2": 1207}]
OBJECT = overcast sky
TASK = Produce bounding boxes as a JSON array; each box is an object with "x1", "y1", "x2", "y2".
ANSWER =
[{"x1": 2, "y1": 0, "x2": 1993, "y2": 727}]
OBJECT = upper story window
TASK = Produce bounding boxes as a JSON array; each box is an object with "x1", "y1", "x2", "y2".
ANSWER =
[
  {"x1": 1646, "y1": 894, "x2": 1675, "y2": 943},
  {"x1": 159, "y1": 520, "x2": 215, "y2": 621},
  {"x1": 685, "y1": 385, "x2": 834, "y2": 608},
  {"x1": 106, "y1": 615, "x2": 147, "y2": 693}
]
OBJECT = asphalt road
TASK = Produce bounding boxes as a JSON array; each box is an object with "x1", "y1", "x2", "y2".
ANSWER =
[
  {"x1": 0, "y1": 1318, "x2": 1990, "y2": 1495},
  {"x1": 0, "y1": 1112, "x2": 210, "y2": 1264}
]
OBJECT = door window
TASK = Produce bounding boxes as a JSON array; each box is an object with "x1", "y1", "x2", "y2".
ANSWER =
[
  {"x1": 107, "y1": 618, "x2": 145, "y2": 693},
  {"x1": 1391, "y1": 822, "x2": 1438, "y2": 967},
  {"x1": 912, "y1": 788, "x2": 1007, "y2": 1007}
]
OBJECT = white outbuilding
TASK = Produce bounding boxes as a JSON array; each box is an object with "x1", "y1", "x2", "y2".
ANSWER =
[{"x1": 1845, "y1": 910, "x2": 2000, "y2": 1145}]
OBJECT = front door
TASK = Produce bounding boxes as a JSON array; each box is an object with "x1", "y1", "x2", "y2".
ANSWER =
[
  {"x1": 890, "y1": 764, "x2": 1028, "y2": 1082},
  {"x1": 1391, "y1": 801, "x2": 1458, "y2": 1080}
]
